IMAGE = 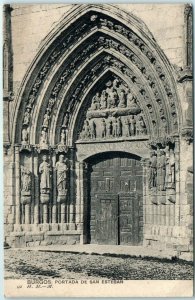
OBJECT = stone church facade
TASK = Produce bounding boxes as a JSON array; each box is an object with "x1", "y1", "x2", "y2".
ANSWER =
[{"x1": 3, "y1": 4, "x2": 193, "y2": 260}]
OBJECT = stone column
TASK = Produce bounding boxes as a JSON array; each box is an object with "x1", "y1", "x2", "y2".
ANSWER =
[
  {"x1": 3, "y1": 5, "x2": 13, "y2": 146},
  {"x1": 174, "y1": 138, "x2": 180, "y2": 226},
  {"x1": 25, "y1": 204, "x2": 30, "y2": 224},
  {"x1": 69, "y1": 147, "x2": 75, "y2": 229},
  {"x1": 33, "y1": 150, "x2": 39, "y2": 225},
  {"x1": 42, "y1": 204, "x2": 48, "y2": 223},
  {"x1": 14, "y1": 146, "x2": 21, "y2": 228},
  {"x1": 52, "y1": 152, "x2": 57, "y2": 225},
  {"x1": 75, "y1": 161, "x2": 84, "y2": 230},
  {"x1": 140, "y1": 158, "x2": 148, "y2": 230}
]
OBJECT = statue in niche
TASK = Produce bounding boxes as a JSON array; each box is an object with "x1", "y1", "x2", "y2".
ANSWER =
[
  {"x1": 148, "y1": 151, "x2": 157, "y2": 189},
  {"x1": 56, "y1": 155, "x2": 68, "y2": 203},
  {"x1": 23, "y1": 108, "x2": 31, "y2": 126},
  {"x1": 101, "y1": 119, "x2": 106, "y2": 138},
  {"x1": 167, "y1": 148, "x2": 175, "y2": 188},
  {"x1": 107, "y1": 87, "x2": 118, "y2": 109},
  {"x1": 40, "y1": 128, "x2": 48, "y2": 146},
  {"x1": 21, "y1": 127, "x2": 29, "y2": 144},
  {"x1": 43, "y1": 111, "x2": 50, "y2": 128},
  {"x1": 39, "y1": 155, "x2": 51, "y2": 195},
  {"x1": 118, "y1": 89, "x2": 126, "y2": 108},
  {"x1": 117, "y1": 117, "x2": 122, "y2": 137},
  {"x1": 60, "y1": 129, "x2": 66, "y2": 145},
  {"x1": 112, "y1": 118, "x2": 118, "y2": 137},
  {"x1": 157, "y1": 150, "x2": 166, "y2": 191},
  {"x1": 90, "y1": 120, "x2": 96, "y2": 139},
  {"x1": 63, "y1": 112, "x2": 69, "y2": 128},
  {"x1": 124, "y1": 118, "x2": 130, "y2": 137},
  {"x1": 129, "y1": 115, "x2": 136, "y2": 136},
  {"x1": 21, "y1": 166, "x2": 31, "y2": 193},
  {"x1": 137, "y1": 116, "x2": 146, "y2": 135},
  {"x1": 107, "y1": 119, "x2": 113, "y2": 137},
  {"x1": 90, "y1": 93, "x2": 100, "y2": 110}
]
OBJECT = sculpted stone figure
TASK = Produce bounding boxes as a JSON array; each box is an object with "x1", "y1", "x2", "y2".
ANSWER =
[
  {"x1": 113, "y1": 78, "x2": 120, "y2": 89},
  {"x1": 112, "y1": 118, "x2": 118, "y2": 137},
  {"x1": 48, "y1": 98, "x2": 55, "y2": 110},
  {"x1": 23, "y1": 108, "x2": 31, "y2": 125},
  {"x1": 117, "y1": 117, "x2": 122, "y2": 137},
  {"x1": 101, "y1": 118, "x2": 106, "y2": 138},
  {"x1": 21, "y1": 166, "x2": 31, "y2": 193},
  {"x1": 160, "y1": 117, "x2": 167, "y2": 135},
  {"x1": 39, "y1": 155, "x2": 51, "y2": 193},
  {"x1": 118, "y1": 89, "x2": 126, "y2": 108},
  {"x1": 148, "y1": 151, "x2": 157, "y2": 189},
  {"x1": 40, "y1": 128, "x2": 48, "y2": 146},
  {"x1": 137, "y1": 116, "x2": 146, "y2": 135},
  {"x1": 43, "y1": 112, "x2": 50, "y2": 128},
  {"x1": 63, "y1": 112, "x2": 69, "y2": 128},
  {"x1": 107, "y1": 119, "x2": 113, "y2": 137},
  {"x1": 21, "y1": 127, "x2": 29, "y2": 144},
  {"x1": 56, "y1": 155, "x2": 68, "y2": 203},
  {"x1": 90, "y1": 120, "x2": 96, "y2": 139},
  {"x1": 90, "y1": 93, "x2": 100, "y2": 110},
  {"x1": 167, "y1": 148, "x2": 175, "y2": 188},
  {"x1": 129, "y1": 115, "x2": 136, "y2": 136},
  {"x1": 60, "y1": 129, "x2": 66, "y2": 145},
  {"x1": 157, "y1": 150, "x2": 166, "y2": 191},
  {"x1": 126, "y1": 90, "x2": 134, "y2": 107},
  {"x1": 100, "y1": 90, "x2": 107, "y2": 109},
  {"x1": 124, "y1": 118, "x2": 130, "y2": 137},
  {"x1": 80, "y1": 119, "x2": 91, "y2": 140},
  {"x1": 107, "y1": 87, "x2": 117, "y2": 108}
]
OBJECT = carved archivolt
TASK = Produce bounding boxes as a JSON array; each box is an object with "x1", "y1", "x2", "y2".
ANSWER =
[{"x1": 13, "y1": 5, "x2": 181, "y2": 148}]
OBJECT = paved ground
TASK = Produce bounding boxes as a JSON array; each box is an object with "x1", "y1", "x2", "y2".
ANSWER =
[
  {"x1": 20, "y1": 244, "x2": 179, "y2": 260},
  {"x1": 4, "y1": 249, "x2": 193, "y2": 280}
]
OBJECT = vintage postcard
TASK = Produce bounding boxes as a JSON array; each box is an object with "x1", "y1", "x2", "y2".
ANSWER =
[{"x1": 3, "y1": 3, "x2": 193, "y2": 297}]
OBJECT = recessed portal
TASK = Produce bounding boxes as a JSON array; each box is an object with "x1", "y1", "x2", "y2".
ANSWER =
[{"x1": 86, "y1": 152, "x2": 143, "y2": 245}]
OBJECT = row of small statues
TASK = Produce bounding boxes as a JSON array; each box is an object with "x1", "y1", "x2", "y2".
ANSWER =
[
  {"x1": 21, "y1": 127, "x2": 67, "y2": 147},
  {"x1": 148, "y1": 149, "x2": 175, "y2": 191},
  {"x1": 21, "y1": 155, "x2": 68, "y2": 203},
  {"x1": 80, "y1": 115, "x2": 147, "y2": 140},
  {"x1": 90, "y1": 80, "x2": 139, "y2": 111}
]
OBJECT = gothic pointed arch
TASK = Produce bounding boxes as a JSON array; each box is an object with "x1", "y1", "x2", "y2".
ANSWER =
[{"x1": 13, "y1": 4, "x2": 181, "y2": 148}]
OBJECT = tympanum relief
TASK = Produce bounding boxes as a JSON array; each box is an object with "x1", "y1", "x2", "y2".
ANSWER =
[{"x1": 79, "y1": 78, "x2": 147, "y2": 141}]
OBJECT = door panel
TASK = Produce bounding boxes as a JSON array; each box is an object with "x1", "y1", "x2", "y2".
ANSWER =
[
  {"x1": 95, "y1": 194, "x2": 118, "y2": 245},
  {"x1": 88, "y1": 152, "x2": 143, "y2": 245},
  {"x1": 119, "y1": 193, "x2": 134, "y2": 245}
]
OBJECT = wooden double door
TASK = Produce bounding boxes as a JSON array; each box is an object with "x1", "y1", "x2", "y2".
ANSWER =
[{"x1": 87, "y1": 152, "x2": 143, "y2": 245}]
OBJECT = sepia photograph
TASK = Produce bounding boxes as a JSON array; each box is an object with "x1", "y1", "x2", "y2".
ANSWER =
[{"x1": 3, "y1": 3, "x2": 193, "y2": 297}]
